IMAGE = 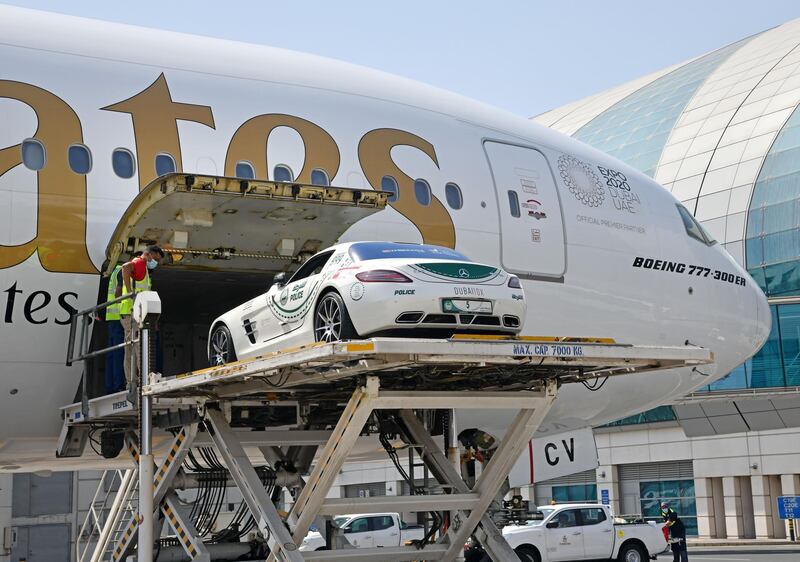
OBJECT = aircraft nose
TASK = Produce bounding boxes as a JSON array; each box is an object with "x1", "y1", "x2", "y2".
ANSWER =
[{"x1": 753, "y1": 284, "x2": 771, "y2": 353}]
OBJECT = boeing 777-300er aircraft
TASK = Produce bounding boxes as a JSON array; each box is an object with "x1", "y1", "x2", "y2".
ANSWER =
[{"x1": 0, "y1": 6, "x2": 770, "y2": 477}]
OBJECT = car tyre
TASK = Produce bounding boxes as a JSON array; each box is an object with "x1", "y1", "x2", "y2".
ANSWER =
[
  {"x1": 618, "y1": 542, "x2": 647, "y2": 562},
  {"x1": 209, "y1": 324, "x2": 237, "y2": 366},
  {"x1": 515, "y1": 545, "x2": 540, "y2": 562},
  {"x1": 314, "y1": 292, "x2": 356, "y2": 343}
]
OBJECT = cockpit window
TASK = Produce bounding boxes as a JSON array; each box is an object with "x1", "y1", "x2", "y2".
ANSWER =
[
  {"x1": 676, "y1": 204, "x2": 716, "y2": 246},
  {"x1": 349, "y1": 242, "x2": 471, "y2": 262}
]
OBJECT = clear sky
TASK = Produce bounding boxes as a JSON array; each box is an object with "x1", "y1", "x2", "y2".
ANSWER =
[{"x1": 4, "y1": 1, "x2": 799, "y2": 117}]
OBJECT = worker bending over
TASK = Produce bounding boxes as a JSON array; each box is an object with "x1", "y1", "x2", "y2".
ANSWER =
[{"x1": 667, "y1": 510, "x2": 689, "y2": 562}]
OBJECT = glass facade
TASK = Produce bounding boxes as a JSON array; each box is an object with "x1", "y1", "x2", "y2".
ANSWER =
[
  {"x1": 552, "y1": 484, "x2": 597, "y2": 503},
  {"x1": 746, "y1": 104, "x2": 800, "y2": 296},
  {"x1": 574, "y1": 41, "x2": 746, "y2": 178},
  {"x1": 565, "y1": 34, "x2": 800, "y2": 416},
  {"x1": 639, "y1": 480, "x2": 698, "y2": 536}
]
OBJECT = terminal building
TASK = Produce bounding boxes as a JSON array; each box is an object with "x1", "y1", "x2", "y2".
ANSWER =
[
  {"x1": 532, "y1": 17, "x2": 800, "y2": 540},
  {"x1": 3, "y1": 17, "x2": 800, "y2": 562}
]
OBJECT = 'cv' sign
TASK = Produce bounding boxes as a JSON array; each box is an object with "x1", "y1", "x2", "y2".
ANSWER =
[{"x1": 508, "y1": 427, "x2": 599, "y2": 487}]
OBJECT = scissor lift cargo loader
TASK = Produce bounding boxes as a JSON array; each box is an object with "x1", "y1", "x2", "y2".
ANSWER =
[
  {"x1": 56, "y1": 174, "x2": 713, "y2": 560},
  {"x1": 60, "y1": 313, "x2": 712, "y2": 562}
]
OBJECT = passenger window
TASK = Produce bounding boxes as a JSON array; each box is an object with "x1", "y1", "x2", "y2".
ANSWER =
[
  {"x1": 155, "y1": 153, "x2": 176, "y2": 176},
  {"x1": 311, "y1": 168, "x2": 330, "y2": 186},
  {"x1": 347, "y1": 518, "x2": 369, "y2": 533},
  {"x1": 414, "y1": 179, "x2": 431, "y2": 206},
  {"x1": 381, "y1": 175, "x2": 399, "y2": 203},
  {"x1": 68, "y1": 144, "x2": 92, "y2": 175},
  {"x1": 445, "y1": 182, "x2": 463, "y2": 210},
  {"x1": 288, "y1": 251, "x2": 334, "y2": 283},
  {"x1": 676, "y1": 204, "x2": 716, "y2": 246},
  {"x1": 235, "y1": 161, "x2": 255, "y2": 179},
  {"x1": 507, "y1": 190, "x2": 521, "y2": 218},
  {"x1": 553, "y1": 510, "x2": 579, "y2": 528},
  {"x1": 370, "y1": 516, "x2": 393, "y2": 531},
  {"x1": 579, "y1": 508, "x2": 606, "y2": 525},
  {"x1": 21, "y1": 138, "x2": 46, "y2": 171},
  {"x1": 112, "y1": 148, "x2": 136, "y2": 179},
  {"x1": 274, "y1": 164, "x2": 293, "y2": 182}
]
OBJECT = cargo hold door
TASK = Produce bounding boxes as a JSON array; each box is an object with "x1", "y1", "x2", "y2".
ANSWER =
[
  {"x1": 104, "y1": 173, "x2": 388, "y2": 275},
  {"x1": 484, "y1": 141, "x2": 566, "y2": 280}
]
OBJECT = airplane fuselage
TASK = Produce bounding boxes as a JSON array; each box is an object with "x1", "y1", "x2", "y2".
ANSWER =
[{"x1": 0, "y1": 6, "x2": 769, "y2": 471}]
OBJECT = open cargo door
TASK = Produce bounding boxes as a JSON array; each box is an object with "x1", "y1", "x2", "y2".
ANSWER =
[{"x1": 105, "y1": 174, "x2": 388, "y2": 275}]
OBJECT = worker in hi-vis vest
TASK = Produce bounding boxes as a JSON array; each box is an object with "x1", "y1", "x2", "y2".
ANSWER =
[
  {"x1": 104, "y1": 263, "x2": 125, "y2": 393},
  {"x1": 104, "y1": 251, "x2": 141, "y2": 392},
  {"x1": 120, "y1": 245, "x2": 163, "y2": 387}
]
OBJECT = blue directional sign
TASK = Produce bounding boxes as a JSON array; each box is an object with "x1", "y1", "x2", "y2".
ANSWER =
[
  {"x1": 601, "y1": 489, "x2": 610, "y2": 505},
  {"x1": 777, "y1": 496, "x2": 800, "y2": 519}
]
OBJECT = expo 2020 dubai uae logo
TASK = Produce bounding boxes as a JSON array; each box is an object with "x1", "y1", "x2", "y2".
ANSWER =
[{"x1": 558, "y1": 154, "x2": 605, "y2": 208}]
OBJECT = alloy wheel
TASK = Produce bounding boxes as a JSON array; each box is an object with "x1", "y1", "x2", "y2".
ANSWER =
[
  {"x1": 315, "y1": 295, "x2": 342, "y2": 342},
  {"x1": 211, "y1": 328, "x2": 229, "y2": 365}
]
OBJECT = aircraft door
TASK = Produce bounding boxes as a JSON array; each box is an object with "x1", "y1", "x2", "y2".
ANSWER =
[{"x1": 484, "y1": 141, "x2": 566, "y2": 279}]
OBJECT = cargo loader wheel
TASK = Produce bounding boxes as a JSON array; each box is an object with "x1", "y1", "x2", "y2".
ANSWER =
[
  {"x1": 314, "y1": 292, "x2": 356, "y2": 343},
  {"x1": 209, "y1": 324, "x2": 236, "y2": 366},
  {"x1": 515, "y1": 545, "x2": 541, "y2": 562}
]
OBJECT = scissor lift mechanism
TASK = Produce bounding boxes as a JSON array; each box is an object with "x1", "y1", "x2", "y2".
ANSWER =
[{"x1": 61, "y1": 332, "x2": 712, "y2": 562}]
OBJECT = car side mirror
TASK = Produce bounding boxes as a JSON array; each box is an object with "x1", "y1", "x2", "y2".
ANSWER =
[
  {"x1": 342, "y1": 526, "x2": 351, "y2": 534},
  {"x1": 546, "y1": 520, "x2": 559, "y2": 529},
  {"x1": 272, "y1": 272, "x2": 287, "y2": 288}
]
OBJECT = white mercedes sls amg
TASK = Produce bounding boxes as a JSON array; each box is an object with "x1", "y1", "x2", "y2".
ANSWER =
[{"x1": 207, "y1": 241, "x2": 526, "y2": 365}]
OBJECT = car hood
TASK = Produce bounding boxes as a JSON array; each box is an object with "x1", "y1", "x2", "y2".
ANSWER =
[{"x1": 503, "y1": 524, "x2": 544, "y2": 535}]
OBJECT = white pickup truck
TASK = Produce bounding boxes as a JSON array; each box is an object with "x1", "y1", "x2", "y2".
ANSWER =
[
  {"x1": 299, "y1": 512, "x2": 425, "y2": 551},
  {"x1": 501, "y1": 503, "x2": 667, "y2": 562}
]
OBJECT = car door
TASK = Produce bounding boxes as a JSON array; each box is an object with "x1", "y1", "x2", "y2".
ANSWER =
[
  {"x1": 262, "y1": 251, "x2": 334, "y2": 342},
  {"x1": 343, "y1": 517, "x2": 374, "y2": 548},
  {"x1": 545, "y1": 509, "x2": 584, "y2": 561},
  {"x1": 579, "y1": 507, "x2": 614, "y2": 559},
  {"x1": 370, "y1": 515, "x2": 399, "y2": 547}
]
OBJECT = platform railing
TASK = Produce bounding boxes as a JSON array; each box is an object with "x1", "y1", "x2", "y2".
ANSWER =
[
  {"x1": 65, "y1": 293, "x2": 138, "y2": 417},
  {"x1": 65, "y1": 293, "x2": 135, "y2": 367}
]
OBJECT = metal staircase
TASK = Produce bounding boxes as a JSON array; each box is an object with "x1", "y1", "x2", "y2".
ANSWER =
[{"x1": 76, "y1": 468, "x2": 139, "y2": 562}]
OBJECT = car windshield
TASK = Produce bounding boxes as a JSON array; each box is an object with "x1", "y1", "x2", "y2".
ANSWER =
[
  {"x1": 333, "y1": 516, "x2": 349, "y2": 528},
  {"x1": 349, "y1": 242, "x2": 471, "y2": 262}
]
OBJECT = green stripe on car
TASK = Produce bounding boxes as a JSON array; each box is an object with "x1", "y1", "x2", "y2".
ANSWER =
[{"x1": 415, "y1": 262, "x2": 498, "y2": 280}]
